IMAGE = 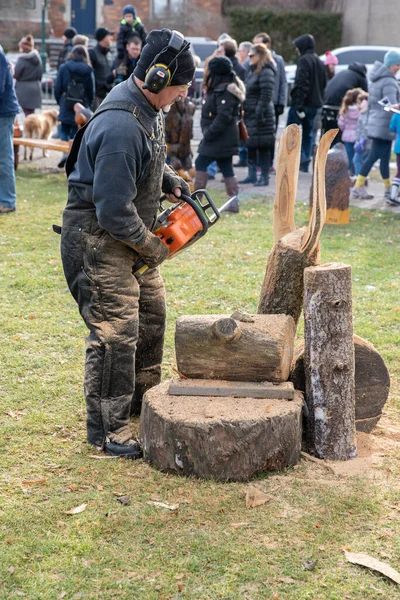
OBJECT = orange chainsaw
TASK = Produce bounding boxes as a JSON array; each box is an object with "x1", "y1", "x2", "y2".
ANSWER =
[{"x1": 133, "y1": 189, "x2": 220, "y2": 275}]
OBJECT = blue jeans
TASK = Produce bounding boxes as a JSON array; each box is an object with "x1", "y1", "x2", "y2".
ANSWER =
[
  {"x1": 353, "y1": 149, "x2": 369, "y2": 176},
  {"x1": 359, "y1": 138, "x2": 392, "y2": 180},
  {"x1": 239, "y1": 141, "x2": 248, "y2": 164},
  {"x1": 60, "y1": 123, "x2": 78, "y2": 141},
  {"x1": 287, "y1": 105, "x2": 318, "y2": 172},
  {"x1": 344, "y1": 141, "x2": 355, "y2": 175},
  {"x1": 207, "y1": 160, "x2": 218, "y2": 177},
  {"x1": 0, "y1": 115, "x2": 17, "y2": 209}
]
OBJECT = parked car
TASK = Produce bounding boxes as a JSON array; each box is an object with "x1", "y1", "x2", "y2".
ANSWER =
[
  {"x1": 186, "y1": 37, "x2": 218, "y2": 102},
  {"x1": 285, "y1": 45, "x2": 400, "y2": 101},
  {"x1": 187, "y1": 37, "x2": 218, "y2": 66}
]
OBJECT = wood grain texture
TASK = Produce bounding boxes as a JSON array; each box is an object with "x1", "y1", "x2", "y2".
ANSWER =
[
  {"x1": 273, "y1": 124, "x2": 301, "y2": 244},
  {"x1": 258, "y1": 129, "x2": 338, "y2": 327}
]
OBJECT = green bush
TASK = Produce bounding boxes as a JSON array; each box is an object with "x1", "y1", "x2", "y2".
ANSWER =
[{"x1": 228, "y1": 7, "x2": 342, "y2": 63}]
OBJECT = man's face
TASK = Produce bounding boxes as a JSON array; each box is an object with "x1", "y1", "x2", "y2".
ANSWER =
[
  {"x1": 124, "y1": 13, "x2": 134, "y2": 24},
  {"x1": 100, "y1": 34, "x2": 113, "y2": 49},
  {"x1": 238, "y1": 46, "x2": 248, "y2": 63},
  {"x1": 127, "y1": 41, "x2": 141, "y2": 59},
  {"x1": 155, "y1": 84, "x2": 189, "y2": 112}
]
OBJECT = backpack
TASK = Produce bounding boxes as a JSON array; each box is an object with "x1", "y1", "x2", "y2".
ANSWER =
[{"x1": 64, "y1": 66, "x2": 86, "y2": 110}]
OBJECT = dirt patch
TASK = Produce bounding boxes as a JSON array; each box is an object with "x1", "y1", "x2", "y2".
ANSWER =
[{"x1": 311, "y1": 419, "x2": 400, "y2": 480}]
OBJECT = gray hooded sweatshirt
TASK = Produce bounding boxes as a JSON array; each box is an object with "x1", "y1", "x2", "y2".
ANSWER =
[{"x1": 367, "y1": 61, "x2": 400, "y2": 140}]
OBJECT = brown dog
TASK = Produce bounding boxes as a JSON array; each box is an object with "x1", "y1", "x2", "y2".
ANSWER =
[{"x1": 23, "y1": 109, "x2": 59, "y2": 160}]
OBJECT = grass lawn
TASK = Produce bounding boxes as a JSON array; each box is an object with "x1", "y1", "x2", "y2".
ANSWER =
[{"x1": 1, "y1": 167, "x2": 400, "y2": 600}]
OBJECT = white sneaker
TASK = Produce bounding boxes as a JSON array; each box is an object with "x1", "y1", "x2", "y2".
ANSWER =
[{"x1": 351, "y1": 185, "x2": 374, "y2": 200}]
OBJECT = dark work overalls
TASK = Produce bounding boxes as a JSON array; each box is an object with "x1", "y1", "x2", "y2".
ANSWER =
[{"x1": 60, "y1": 83, "x2": 167, "y2": 448}]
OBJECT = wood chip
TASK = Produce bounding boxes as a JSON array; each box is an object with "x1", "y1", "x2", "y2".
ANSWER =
[
  {"x1": 245, "y1": 486, "x2": 271, "y2": 508},
  {"x1": 117, "y1": 495, "x2": 131, "y2": 505},
  {"x1": 147, "y1": 501, "x2": 179, "y2": 511},
  {"x1": 22, "y1": 479, "x2": 47, "y2": 485},
  {"x1": 65, "y1": 503, "x2": 87, "y2": 515},
  {"x1": 345, "y1": 551, "x2": 400, "y2": 584}
]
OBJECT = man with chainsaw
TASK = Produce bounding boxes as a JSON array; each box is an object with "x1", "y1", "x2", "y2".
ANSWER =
[{"x1": 60, "y1": 29, "x2": 195, "y2": 459}]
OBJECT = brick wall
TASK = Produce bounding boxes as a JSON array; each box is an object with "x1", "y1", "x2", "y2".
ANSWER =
[{"x1": 102, "y1": 0, "x2": 226, "y2": 40}]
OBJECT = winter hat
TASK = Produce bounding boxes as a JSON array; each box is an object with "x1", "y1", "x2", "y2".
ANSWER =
[
  {"x1": 324, "y1": 51, "x2": 338, "y2": 66},
  {"x1": 123, "y1": 4, "x2": 136, "y2": 17},
  {"x1": 208, "y1": 56, "x2": 233, "y2": 76},
  {"x1": 95, "y1": 27, "x2": 114, "y2": 42},
  {"x1": 384, "y1": 49, "x2": 400, "y2": 68},
  {"x1": 19, "y1": 34, "x2": 34, "y2": 51},
  {"x1": 63, "y1": 27, "x2": 78, "y2": 40},
  {"x1": 134, "y1": 29, "x2": 195, "y2": 86}
]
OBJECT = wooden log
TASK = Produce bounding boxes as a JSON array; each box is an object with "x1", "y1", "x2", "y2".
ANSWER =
[
  {"x1": 290, "y1": 335, "x2": 390, "y2": 433},
  {"x1": 169, "y1": 379, "x2": 295, "y2": 400},
  {"x1": 258, "y1": 129, "x2": 338, "y2": 327},
  {"x1": 175, "y1": 313, "x2": 295, "y2": 382},
  {"x1": 303, "y1": 263, "x2": 357, "y2": 460},
  {"x1": 140, "y1": 380, "x2": 303, "y2": 482}
]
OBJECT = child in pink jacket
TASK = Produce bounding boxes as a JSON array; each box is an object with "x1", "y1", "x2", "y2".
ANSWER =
[{"x1": 338, "y1": 87, "x2": 364, "y2": 175}]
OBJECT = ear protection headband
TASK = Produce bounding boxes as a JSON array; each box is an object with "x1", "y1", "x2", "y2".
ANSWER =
[{"x1": 143, "y1": 30, "x2": 190, "y2": 94}]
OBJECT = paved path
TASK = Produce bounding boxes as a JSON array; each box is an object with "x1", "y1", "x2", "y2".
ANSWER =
[{"x1": 17, "y1": 104, "x2": 400, "y2": 214}]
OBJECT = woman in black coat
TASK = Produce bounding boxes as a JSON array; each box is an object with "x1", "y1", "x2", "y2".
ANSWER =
[
  {"x1": 240, "y1": 43, "x2": 276, "y2": 186},
  {"x1": 55, "y1": 45, "x2": 95, "y2": 167},
  {"x1": 194, "y1": 56, "x2": 246, "y2": 213}
]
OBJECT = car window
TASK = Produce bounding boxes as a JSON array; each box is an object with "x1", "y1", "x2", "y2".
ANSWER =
[
  {"x1": 192, "y1": 43, "x2": 218, "y2": 62},
  {"x1": 336, "y1": 49, "x2": 387, "y2": 65}
]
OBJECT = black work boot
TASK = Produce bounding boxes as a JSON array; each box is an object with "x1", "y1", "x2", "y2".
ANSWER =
[
  {"x1": 254, "y1": 168, "x2": 269, "y2": 187},
  {"x1": 239, "y1": 161, "x2": 257, "y2": 184},
  {"x1": 105, "y1": 439, "x2": 143, "y2": 459}
]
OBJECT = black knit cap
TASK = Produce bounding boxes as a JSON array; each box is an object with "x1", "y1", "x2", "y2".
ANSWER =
[
  {"x1": 134, "y1": 28, "x2": 195, "y2": 86},
  {"x1": 63, "y1": 27, "x2": 77, "y2": 39},
  {"x1": 208, "y1": 56, "x2": 233, "y2": 76}
]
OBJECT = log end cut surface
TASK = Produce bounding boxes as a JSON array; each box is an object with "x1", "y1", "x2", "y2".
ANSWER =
[{"x1": 140, "y1": 380, "x2": 303, "y2": 482}]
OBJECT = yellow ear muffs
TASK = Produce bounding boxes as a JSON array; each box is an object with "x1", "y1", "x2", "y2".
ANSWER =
[{"x1": 143, "y1": 63, "x2": 171, "y2": 93}]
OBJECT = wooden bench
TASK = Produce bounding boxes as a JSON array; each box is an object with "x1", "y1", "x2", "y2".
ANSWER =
[{"x1": 13, "y1": 138, "x2": 71, "y2": 153}]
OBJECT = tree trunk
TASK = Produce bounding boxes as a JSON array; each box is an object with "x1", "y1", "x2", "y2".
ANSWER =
[
  {"x1": 258, "y1": 128, "x2": 338, "y2": 327},
  {"x1": 175, "y1": 313, "x2": 295, "y2": 382},
  {"x1": 303, "y1": 263, "x2": 357, "y2": 460},
  {"x1": 290, "y1": 334, "x2": 390, "y2": 433},
  {"x1": 140, "y1": 380, "x2": 303, "y2": 482}
]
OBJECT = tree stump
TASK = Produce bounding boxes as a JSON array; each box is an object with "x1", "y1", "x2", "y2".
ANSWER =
[
  {"x1": 303, "y1": 263, "x2": 357, "y2": 460},
  {"x1": 140, "y1": 380, "x2": 303, "y2": 482},
  {"x1": 290, "y1": 335, "x2": 390, "y2": 433},
  {"x1": 258, "y1": 127, "x2": 338, "y2": 327},
  {"x1": 175, "y1": 313, "x2": 295, "y2": 382}
]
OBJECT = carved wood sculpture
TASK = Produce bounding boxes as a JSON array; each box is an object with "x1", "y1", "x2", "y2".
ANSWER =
[{"x1": 258, "y1": 125, "x2": 338, "y2": 327}]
